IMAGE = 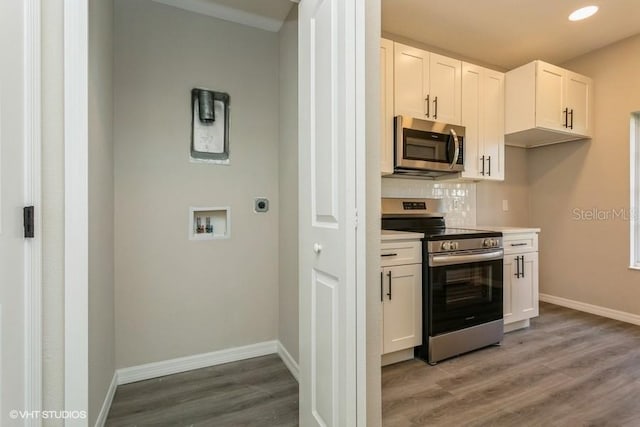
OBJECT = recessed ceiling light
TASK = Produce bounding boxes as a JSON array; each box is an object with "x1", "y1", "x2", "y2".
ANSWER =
[{"x1": 568, "y1": 5, "x2": 599, "y2": 21}]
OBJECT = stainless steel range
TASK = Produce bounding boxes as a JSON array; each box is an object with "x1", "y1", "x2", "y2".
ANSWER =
[{"x1": 381, "y1": 197, "x2": 504, "y2": 364}]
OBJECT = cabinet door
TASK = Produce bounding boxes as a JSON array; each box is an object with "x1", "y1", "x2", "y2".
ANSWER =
[
  {"x1": 482, "y1": 69, "x2": 505, "y2": 180},
  {"x1": 429, "y1": 53, "x2": 462, "y2": 125},
  {"x1": 461, "y1": 62, "x2": 482, "y2": 179},
  {"x1": 382, "y1": 264, "x2": 422, "y2": 354},
  {"x1": 503, "y1": 254, "x2": 517, "y2": 324},
  {"x1": 566, "y1": 71, "x2": 592, "y2": 137},
  {"x1": 518, "y1": 252, "x2": 539, "y2": 319},
  {"x1": 536, "y1": 62, "x2": 566, "y2": 132},
  {"x1": 504, "y1": 253, "x2": 539, "y2": 324},
  {"x1": 380, "y1": 39, "x2": 395, "y2": 175},
  {"x1": 394, "y1": 43, "x2": 429, "y2": 120}
]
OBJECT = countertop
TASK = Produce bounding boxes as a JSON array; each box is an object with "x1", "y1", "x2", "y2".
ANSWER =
[
  {"x1": 381, "y1": 230, "x2": 424, "y2": 241},
  {"x1": 472, "y1": 225, "x2": 541, "y2": 234}
]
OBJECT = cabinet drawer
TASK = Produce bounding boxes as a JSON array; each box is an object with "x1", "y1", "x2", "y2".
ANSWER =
[
  {"x1": 503, "y1": 233, "x2": 538, "y2": 254},
  {"x1": 380, "y1": 241, "x2": 422, "y2": 266}
]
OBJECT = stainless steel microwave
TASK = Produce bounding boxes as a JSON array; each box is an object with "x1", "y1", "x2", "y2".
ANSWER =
[{"x1": 394, "y1": 115, "x2": 465, "y2": 178}]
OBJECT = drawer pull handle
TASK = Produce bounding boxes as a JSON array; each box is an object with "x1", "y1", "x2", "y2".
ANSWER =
[
  {"x1": 510, "y1": 243, "x2": 528, "y2": 247},
  {"x1": 381, "y1": 253, "x2": 398, "y2": 257}
]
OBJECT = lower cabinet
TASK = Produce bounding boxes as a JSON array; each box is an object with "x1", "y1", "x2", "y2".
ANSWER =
[
  {"x1": 503, "y1": 233, "x2": 539, "y2": 331},
  {"x1": 381, "y1": 263, "x2": 422, "y2": 354},
  {"x1": 503, "y1": 253, "x2": 539, "y2": 324}
]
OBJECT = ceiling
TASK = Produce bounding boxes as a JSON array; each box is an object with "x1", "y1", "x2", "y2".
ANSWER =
[
  {"x1": 152, "y1": 0, "x2": 295, "y2": 32},
  {"x1": 382, "y1": 0, "x2": 640, "y2": 70},
  {"x1": 203, "y1": 0, "x2": 295, "y2": 23}
]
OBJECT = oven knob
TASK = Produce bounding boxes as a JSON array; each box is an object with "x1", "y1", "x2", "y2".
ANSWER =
[
  {"x1": 452, "y1": 242, "x2": 459, "y2": 250},
  {"x1": 441, "y1": 241, "x2": 451, "y2": 251},
  {"x1": 483, "y1": 239, "x2": 491, "y2": 248},
  {"x1": 493, "y1": 239, "x2": 499, "y2": 247}
]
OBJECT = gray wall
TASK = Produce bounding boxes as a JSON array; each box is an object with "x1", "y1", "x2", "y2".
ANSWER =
[
  {"x1": 528, "y1": 34, "x2": 640, "y2": 315},
  {"x1": 88, "y1": 0, "x2": 115, "y2": 423},
  {"x1": 42, "y1": 0, "x2": 65, "y2": 421},
  {"x1": 476, "y1": 146, "x2": 530, "y2": 227},
  {"x1": 114, "y1": 0, "x2": 280, "y2": 368},
  {"x1": 278, "y1": 7, "x2": 299, "y2": 363}
]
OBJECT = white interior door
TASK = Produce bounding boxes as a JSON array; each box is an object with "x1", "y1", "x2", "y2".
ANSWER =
[
  {"x1": 0, "y1": 0, "x2": 26, "y2": 423},
  {"x1": 299, "y1": 0, "x2": 359, "y2": 425}
]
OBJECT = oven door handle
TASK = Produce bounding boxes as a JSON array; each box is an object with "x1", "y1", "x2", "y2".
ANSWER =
[{"x1": 429, "y1": 249, "x2": 503, "y2": 267}]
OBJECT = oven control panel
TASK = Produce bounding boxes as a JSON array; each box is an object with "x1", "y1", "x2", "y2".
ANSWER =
[{"x1": 428, "y1": 237, "x2": 503, "y2": 253}]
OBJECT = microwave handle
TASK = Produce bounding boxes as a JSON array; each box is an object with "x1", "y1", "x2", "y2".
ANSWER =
[{"x1": 449, "y1": 129, "x2": 459, "y2": 169}]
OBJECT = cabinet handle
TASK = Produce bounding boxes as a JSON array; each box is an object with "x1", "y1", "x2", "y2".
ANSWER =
[
  {"x1": 520, "y1": 256, "x2": 525, "y2": 278},
  {"x1": 480, "y1": 155, "x2": 485, "y2": 176},
  {"x1": 387, "y1": 271, "x2": 392, "y2": 300},
  {"x1": 510, "y1": 243, "x2": 528, "y2": 247},
  {"x1": 514, "y1": 256, "x2": 521, "y2": 278},
  {"x1": 425, "y1": 94, "x2": 430, "y2": 117},
  {"x1": 563, "y1": 108, "x2": 569, "y2": 128},
  {"x1": 433, "y1": 96, "x2": 438, "y2": 119},
  {"x1": 487, "y1": 156, "x2": 491, "y2": 176},
  {"x1": 569, "y1": 109, "x2": 574, "y2": 130},
  {"x1": 381, "y1": 253, "x2": 398, "y2": 257},
  {"x1": 380, "y1": 271, "x2": 384, "y2": 302}
]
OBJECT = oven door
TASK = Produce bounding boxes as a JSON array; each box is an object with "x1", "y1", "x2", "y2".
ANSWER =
[{"x1": 428, "y1": 250, "x2": 503, "y2": 336}]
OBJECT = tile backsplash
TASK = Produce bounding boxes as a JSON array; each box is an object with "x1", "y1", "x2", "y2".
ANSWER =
[{"x1": 381, "y1": 178, "x2": 477, "y2": 227}]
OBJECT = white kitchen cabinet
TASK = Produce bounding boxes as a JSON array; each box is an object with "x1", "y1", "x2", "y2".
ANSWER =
[
  {"x1": 380, "y1": 38, "x2": 394, "y2": 176},
  {"x1": 380, "y1": 237, "x2": 422, "y2": 365},
  {"x1": 381, "y1": 264, "x2": 422, "y2": 354},
  {"x1": 505, "y1": 60, "x2": 593, "y2": 148},
  {"x1": 565, "y1": 71, "x2": 592, "y2": 136},
  {"x1": 394, "y1": 42, "x2": 461, "y2": 125},
  {"x1": 461, "y1": 62, "x2": 505, "y2": 181},
  {"x1": 503, "y1": 232, "x2": 539, "y2": 332}
]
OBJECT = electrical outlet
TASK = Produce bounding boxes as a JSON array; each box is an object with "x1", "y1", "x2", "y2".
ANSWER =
[
  {"x1": 255, "y1": 198, "x2": 269, "y2": 213},
  {"x1": 502, "y1": 200, "x2": 509, "y2": 212}
]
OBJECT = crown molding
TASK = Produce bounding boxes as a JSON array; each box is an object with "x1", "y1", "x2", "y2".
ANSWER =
[{"x1": 151, "y1": 0, "x2": 285, "y2": 32}]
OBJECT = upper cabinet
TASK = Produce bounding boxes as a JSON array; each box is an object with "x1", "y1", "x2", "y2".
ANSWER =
[
  {"x1": 505, "y1": 60, "x2": 593, "y2": 148},
  {"x1": 394, "y1": 43, "x2": 462, "y2": 125},
  {"x1": 461, "y1": 63, "x2": 505, "y2": 181},
  {"x1": 380, "y1": 39, "x2": 394, "y2": 176}
]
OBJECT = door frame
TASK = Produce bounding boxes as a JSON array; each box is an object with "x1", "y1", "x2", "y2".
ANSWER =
[
  {"x1": 63, "y1": 0, "x2": 89, "y2": 419},
  {"x1": 24, "y1": 0, "x2": 43, "y2": 422},
  {"x1": 59, "y1": 0, "x2": 382, "y2": 424}
]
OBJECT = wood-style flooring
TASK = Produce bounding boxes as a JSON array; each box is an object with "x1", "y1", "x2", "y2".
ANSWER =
[
  {"x1": 383, "y1": 302, "x2": 640, "y2": 426},
  {"x1": 105, "y1": 353, "x2": 298, "y2": 426},
  {"x1": 106, "y1": 303, "x2": 640, "y2": 426}
]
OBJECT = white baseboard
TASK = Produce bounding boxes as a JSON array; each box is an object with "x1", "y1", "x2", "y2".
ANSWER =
[
  {"x1": 117, "y1": 340, "x2": 278, "y2": 385},
  {"x1": 277, "y1": 341, "x2": 299, "y2": 382},
  {"x1": 540, "y1": 293, "x2": 640, "y2": 326},
  {"x1": 95, "y1": 372, "x2": 117, "y2": 427}
]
